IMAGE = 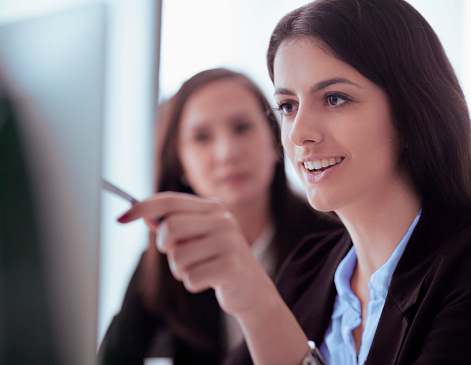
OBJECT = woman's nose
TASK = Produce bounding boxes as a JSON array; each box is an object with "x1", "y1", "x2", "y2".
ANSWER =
[
  {"x1": 288, "y1": 107, "x2": 323, "y2": 146},
  {"x1": 214, "y1": 135, "x2": 240, "y2": 162}
]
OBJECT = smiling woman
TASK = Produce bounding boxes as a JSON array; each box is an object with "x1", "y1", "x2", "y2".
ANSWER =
[
  {"x1": 105, "y1": 1, "x2": 471, "y2": 365},
  {"x1": 99, "y1": 1, "x2": 471, "y2": 364},
  {"x1": 224, "y1": 0, "x2": 471, "y2": 363},
  {"x1": 99, "y1": 0, "x2": 471, "y2": 365}
]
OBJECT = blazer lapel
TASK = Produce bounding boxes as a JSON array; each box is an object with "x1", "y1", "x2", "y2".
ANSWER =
[
  {"x1": 366, "y1": 276, "x2": 426, "y2": 364},
  {"x1": 366, "y1": 201, "x2": 456, "y2": 364}
]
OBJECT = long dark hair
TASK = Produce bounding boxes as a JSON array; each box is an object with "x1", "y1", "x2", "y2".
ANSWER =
[
  {"x1": 267, "y1": 0, "x2": 471, "y2": 210},
  {"x1": 138, "y1": 68, "x2": 322, "y2": 354}
]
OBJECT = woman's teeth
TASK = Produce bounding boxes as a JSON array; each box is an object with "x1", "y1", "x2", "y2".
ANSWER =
[{"x1": 303, "y1": 157, "x2": 343, "y2": 173}]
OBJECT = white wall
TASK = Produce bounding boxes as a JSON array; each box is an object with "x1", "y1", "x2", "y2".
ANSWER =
[{"x1": 409, "y1": 0, "x2": 470, "y2": 110}]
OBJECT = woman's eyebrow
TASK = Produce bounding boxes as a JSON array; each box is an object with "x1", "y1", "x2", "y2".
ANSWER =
[
  {"x1": 311, "y1": 77, "x2": 361, "y2": 92},
  {"x1": 274, "y1": 87, "x2": 295, "y2": 96},
  {"x1": 274, "y1": 77, "x2": 362, "y2": 96}
]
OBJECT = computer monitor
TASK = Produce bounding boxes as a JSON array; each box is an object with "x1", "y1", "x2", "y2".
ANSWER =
[{"x1": 0, "y1": 3, "x2": 107, "y2": 364}]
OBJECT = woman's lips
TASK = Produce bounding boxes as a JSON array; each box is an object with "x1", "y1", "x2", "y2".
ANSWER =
[
  {"x1": 219, "y1": 172, "x2": 250, "y2": 185},
  {"x1": 301, "y1": 157, "x2": 344, "y2": 183}
]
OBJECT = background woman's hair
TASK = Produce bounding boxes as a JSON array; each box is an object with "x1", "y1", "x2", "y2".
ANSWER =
[{"x1": 267, "y1": 0, "x2": 471, "y2": 210}]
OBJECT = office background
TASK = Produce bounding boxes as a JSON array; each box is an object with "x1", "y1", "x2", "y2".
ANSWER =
[{"x1": 0, "y1": 0, "x2": 469, "y2": 348}]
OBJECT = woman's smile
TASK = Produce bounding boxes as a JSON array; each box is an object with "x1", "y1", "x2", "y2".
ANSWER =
[
  {"x1": 303, "y1": 156, "x2": 344, "y2": 174},
  {"x1": 300, "y1": 156, "x2": 345, "y2": 184}
]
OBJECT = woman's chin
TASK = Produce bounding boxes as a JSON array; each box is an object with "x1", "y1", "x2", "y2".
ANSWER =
[{"x1": 306, "y1": 193, "x2": 337, "y2": 213}]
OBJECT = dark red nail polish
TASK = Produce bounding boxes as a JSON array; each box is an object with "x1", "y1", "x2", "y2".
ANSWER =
[{"x1": 117, "y1": 210, "x2": 130, "y2": 223}]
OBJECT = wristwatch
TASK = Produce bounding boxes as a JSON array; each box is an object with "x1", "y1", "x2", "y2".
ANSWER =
[{"x1": 302, "y1": 341, "x2": 327, "y2": 365}]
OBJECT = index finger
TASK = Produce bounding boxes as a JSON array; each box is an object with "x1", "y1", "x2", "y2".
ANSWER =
[{"x1": 117, "y1": 191, "x2": 221, "y2": 223}]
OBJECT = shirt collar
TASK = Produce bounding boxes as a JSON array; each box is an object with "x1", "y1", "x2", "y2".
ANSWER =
[
  {"x1": 251, "y1": 222, "x2": 275, "y2": 259},
  {"x1": 251, "y1": 222, "x2": 276, "y2": 278}
]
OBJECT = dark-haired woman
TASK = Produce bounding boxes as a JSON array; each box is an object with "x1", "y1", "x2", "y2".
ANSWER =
[
  {"x1": 115, "y1": 0, "x2": 471, "y2": 363},
  {"x1": 98, "y1": 68, "x2": 340, "y2": 364}
]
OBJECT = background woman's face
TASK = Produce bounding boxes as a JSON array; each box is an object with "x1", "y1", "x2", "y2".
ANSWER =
[
  {"x1": 177, "y1": 78, "x2": 278, "y2": 208},
  {"x1": 274, "y1": 39, "x2": 405, "y2": 214}
]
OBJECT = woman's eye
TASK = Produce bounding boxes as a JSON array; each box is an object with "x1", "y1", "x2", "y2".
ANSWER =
[
  {"x1": 325, "y1": 93, "x2": 350, "y2": 107},
  {"x1": 234, "y1": 122, "x2": 252, "y2": 134},
  {"x1": 193, "y1": 133, "x2": 211, "y2": 143},
  {"x1": 276, "y1": 102, "x2": 297, "y2": 115}
]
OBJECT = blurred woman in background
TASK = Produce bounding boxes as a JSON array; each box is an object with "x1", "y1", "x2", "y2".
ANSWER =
[{"x1": 98, "y1": 68, "x2": 340, "y2": 364}]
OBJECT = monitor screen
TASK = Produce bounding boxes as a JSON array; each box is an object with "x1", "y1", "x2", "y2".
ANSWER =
[{"x1": 0, "y1": 3, "x2": 107, "y2": 363}]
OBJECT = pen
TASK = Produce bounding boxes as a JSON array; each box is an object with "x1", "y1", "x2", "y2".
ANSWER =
[
  {"x1": 102, "y1": 178, "x2": 164, "y2": 223},
  {"x1": 101, "y1": 178, "x2": 139, "y2": 204}
]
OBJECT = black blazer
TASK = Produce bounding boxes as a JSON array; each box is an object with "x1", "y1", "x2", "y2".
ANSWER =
[{"x1": 226, "y1": 202, "x2": 471, "y2": 364}]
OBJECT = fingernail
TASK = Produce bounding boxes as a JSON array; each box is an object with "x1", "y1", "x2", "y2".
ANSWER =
[{"x1": 117, "y1": 210, "x2": 131, "y2": 223}]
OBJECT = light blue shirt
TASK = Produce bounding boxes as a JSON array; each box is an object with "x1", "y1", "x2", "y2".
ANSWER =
[{"x1": 319, "y1": 210, "x2": 421, "y2": 365}]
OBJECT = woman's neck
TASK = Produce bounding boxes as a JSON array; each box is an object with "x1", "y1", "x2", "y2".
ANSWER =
[
  {"x1": 336, "y1": 178, "x2": 421, "y2": 279},
  {"x1": 336, "y1": 174, "x2": 421, "y2": 354},
  {"x1": 227, "y1": 193, "x2": 273, "y2": 247}
]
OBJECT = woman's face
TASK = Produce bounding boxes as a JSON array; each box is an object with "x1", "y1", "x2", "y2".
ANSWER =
[
  {"x1": 274, "y1": 39, "x2": 405, "y2": 214},
  {"x1": 177, "y1": 78, "x2": 278, "y2": 207}
]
